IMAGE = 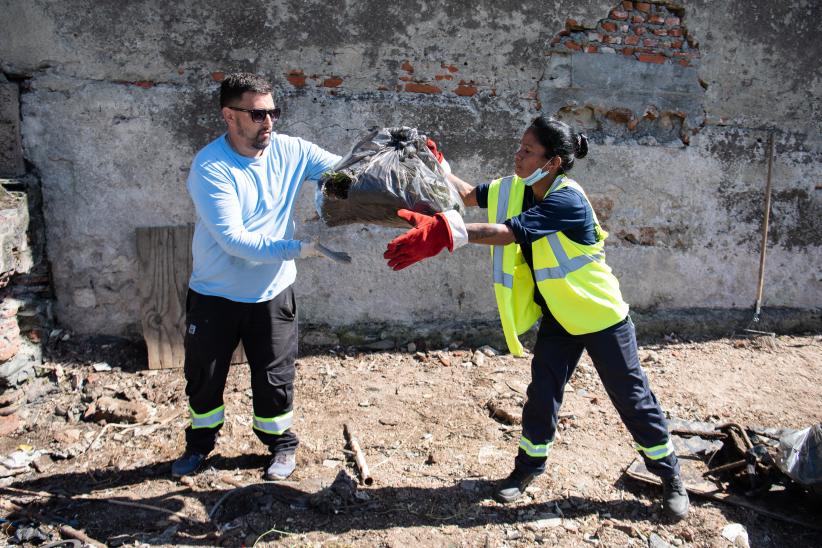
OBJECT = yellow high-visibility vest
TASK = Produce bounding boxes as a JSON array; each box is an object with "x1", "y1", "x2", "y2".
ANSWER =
[{"x1": 487, "y1": 174, "x2": 629, "y2": 355}]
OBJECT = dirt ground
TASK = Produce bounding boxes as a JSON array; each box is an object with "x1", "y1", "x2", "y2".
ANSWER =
[{"x1": 1, "y1": 331, "x2": 821, "y2": 547}]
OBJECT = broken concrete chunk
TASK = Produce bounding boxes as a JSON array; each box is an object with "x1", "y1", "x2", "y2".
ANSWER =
[{"x1": 87, "y1": 395, "x2": 152, "y2": 424}]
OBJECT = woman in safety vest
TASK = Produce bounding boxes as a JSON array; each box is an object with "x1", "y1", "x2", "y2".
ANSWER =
[{"x1": 383, "y1": 116, "x2": 689, "y2": 520}]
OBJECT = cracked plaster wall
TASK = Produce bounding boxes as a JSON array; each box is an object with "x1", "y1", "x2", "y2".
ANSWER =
[{"x1": 0, "y1": 0, "x2": 820, "y2": 337}]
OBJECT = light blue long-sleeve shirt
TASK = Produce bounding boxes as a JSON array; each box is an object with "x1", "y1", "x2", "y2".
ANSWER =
[{"x1": 186, "y1": 132, "x2": 340, "y2": 302}]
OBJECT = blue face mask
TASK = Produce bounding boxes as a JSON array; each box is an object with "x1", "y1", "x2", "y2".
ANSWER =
[{"x1": 521, "y1": 161, "x2": 551, "y2": 186}]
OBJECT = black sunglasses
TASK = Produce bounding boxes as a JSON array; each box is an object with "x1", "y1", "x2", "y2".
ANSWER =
[{"x1": 226, "y1": 106, "x2": 281, "y2": 123}]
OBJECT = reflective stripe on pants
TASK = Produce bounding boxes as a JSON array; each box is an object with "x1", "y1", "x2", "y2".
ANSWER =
[
  {"x1": 252, "y1": 410, "x2": 294, "y2": 436},
  {"x1": 189, "y1": 405, "x2": 225, "y2": 429}
]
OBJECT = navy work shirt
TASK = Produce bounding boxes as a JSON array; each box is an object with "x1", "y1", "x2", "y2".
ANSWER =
[{"x1": 475, "y1": 178, "x2": 597, "y2": 312}]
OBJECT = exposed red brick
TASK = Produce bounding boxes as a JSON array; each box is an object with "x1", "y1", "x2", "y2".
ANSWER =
[
  {"x1": 603, "y1": 35, "x2": 622, "y2": 45},
  {"x1": 665, "y1": 17, "x2": 681, "y2": 26},
  {"x1": 454, "y1": 81, "x2": 478, "y2": 96},
  {"x1": 653, "y1": 28, "x2": 668, "y2": 36},
  {"x1": 611, "y1": 9, "x2": 629, "y2": 20},
  {"x1": 637, "y1": 53, "x2": 667, "y2": 64},
  {"x1": 607, "y1": 108, "x2": 634, "y2": 123},
  {"x1": 211, "y1": 72, "x2": 224, "y2": 82},
  {"x1": 631, "y1": 15, "x2": 645, "y2": 23},
  {"x1": 399, "y1": 75, "x2": 413, "y2": 82},
  {"x1": 643, "y1": 38, "x2": 658, "y2": 47},
  {"x1": 440, "y1": 63, "x2": 459, "y2": 73},
  {"x1": 623, "y1": 47, "x2": 636, "y2": 56},
  {"x1": 635, "y1": 27, "x2": 647, "y2": 35},
  {"x1": 601, "y1": 21, "x2": 617, "y2": 32},
  {"x1": 624, "y1": 35, "x2": 640, "y2": 45},
  {"x1": 565, "y1": 18, "x2": 583, "y2": 30},
  {"x1": 565, "y1": 40, "x2": 582, "y2": 51},
  {"x1": 401, "y1": 61, "x2": 414, "y2": 73},
  {"x1": 0, "y1": 415, "x2": 21, "y2": 437},
  {"x1": 558, "y1": 29, "x2": 570, "y2": 36},
  {"x1": 286, "y1": 70, "x2": 306, "y2": 87},
  {"x1": 669, "y1": 28, "x2": 683, "y2": 37},
  {"x1": 550, "y1": 36, "x2": 562, "y2": 45},
  {"x1": 648, "y1": 15, "x2": 665, "y2": 24},
  {"x1": 131, "y1": 81, "x2": 154, "y2": 89},
  {"x1": 677, "y1": 58, "x2": 690, "y2": 67},
  {"x1": 627, "y1": 117, "x2": 641, "y2": 130},
  {"x1": 671, "y1": 40, "x2": 683, "y2": 48},
  {"x1": 622, "y1": 1, "x2": 633, "y2": 9},
  {"x1": 322, "y1": 76, "x2": 343, "y2": 88},
  {"x1": 636, "y1": 2, "x2": 651, "y2": 12},
  {"x1": 405, "y1": 82, "x2": 441, "y2": 94},
  {"x1": 585, "y1": 45, "x2": 599, "y2": 53},
  {"x1": 377, "y1": 85, "x2": 390, "y2": 91},
  {"x1": 435, "y1": 74, "x2": 453, "y2": 81}
]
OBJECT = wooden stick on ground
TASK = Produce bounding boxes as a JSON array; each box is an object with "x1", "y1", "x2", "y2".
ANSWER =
[
  {"x1": 59, "y1": 524, "x2": 106, "y2": 548},
  {"x1": 343, "y1": 423, "x2": 373, "y2": 486}
]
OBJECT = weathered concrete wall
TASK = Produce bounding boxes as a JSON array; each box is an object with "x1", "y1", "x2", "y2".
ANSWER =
[{"x1": 1, "y1": 0, "x2": 820, "y2": 339}]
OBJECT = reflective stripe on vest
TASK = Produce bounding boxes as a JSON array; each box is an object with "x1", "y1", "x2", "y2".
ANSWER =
[
  {"x1": 492, "y1": 177, "x2": 514, "y2": 288},
  {"x1": 634, "y1": 439, "x2": 674, "y2": 460},
  {"x1": 190, "y1": 405, "x2": 225, "y2": 429},
  {"x1": 252, "y1": 410, "x2": 294, "y2": 436},
  {"x1": 534, "y1": 233, "x2": 605, "y2": 281},
  {"x1": 519, "y1": 436, "x2": 553, "y2": 458}
]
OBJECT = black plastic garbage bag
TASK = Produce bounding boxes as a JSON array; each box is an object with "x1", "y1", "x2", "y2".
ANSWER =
[
  {"x1": 777, "y1": 424, "x2": 822, "y2": 494},
  {"x1": 315, "y1": 127, "x2": 464, "y2": 227}
]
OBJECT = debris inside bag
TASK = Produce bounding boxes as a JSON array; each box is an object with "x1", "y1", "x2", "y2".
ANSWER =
[{"x1": 315, "y1": 127, "x2": 464, "y2": 227}]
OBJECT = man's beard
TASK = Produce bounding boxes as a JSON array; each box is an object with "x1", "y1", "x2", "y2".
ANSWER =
[{"x1": 252, "y1": 130, "x2": 270, "y2": 150}]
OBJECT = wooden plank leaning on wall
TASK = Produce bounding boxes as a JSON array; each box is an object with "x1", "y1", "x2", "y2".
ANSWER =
[{"x1": 136, "y1": 225, "x2": 246, "y2": 369}]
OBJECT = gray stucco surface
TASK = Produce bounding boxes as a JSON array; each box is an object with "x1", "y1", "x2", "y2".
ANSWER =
[{"x1": 1, "y1": 0, "x2": 820, "y2": 338}]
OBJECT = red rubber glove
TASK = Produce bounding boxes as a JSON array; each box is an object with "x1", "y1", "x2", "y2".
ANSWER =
[
  {"x1": 426, "y1": 138, "x2": 444, "y2": 163},
  {"x1": 384, "y1": 209, "x2": 454, "y2": 270}
]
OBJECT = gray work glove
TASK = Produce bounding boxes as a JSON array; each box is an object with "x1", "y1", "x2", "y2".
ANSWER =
[{"x1": 299, "y1": 239, "x2": 352, "y2": 264}]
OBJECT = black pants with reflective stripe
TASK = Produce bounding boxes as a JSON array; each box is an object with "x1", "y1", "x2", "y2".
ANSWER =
[
  {"x1": 183, "y1": 287, "x2": 299, "y2": 455},
  {"x1": 517, "y1": 313, "x2": 679, "y2": 479}
]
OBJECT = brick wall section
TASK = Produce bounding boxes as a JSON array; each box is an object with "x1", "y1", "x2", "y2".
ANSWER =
[
  {"x1": 0, "y1": 297, "x2": 21, "y2": 362},
  {"x1": 550, "y1": 1, "x2": 699, "y2": 66},
  {"x1": 282, "y1": 61, "x2": 493, "y2": 98},
  {"x1": 0, "y1": 181, "x2": 53, "y2": 381}
]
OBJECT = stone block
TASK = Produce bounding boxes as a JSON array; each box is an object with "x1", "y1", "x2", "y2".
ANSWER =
[{"x1": 0, "y1": 83, "x2": 25, "y2": 177}]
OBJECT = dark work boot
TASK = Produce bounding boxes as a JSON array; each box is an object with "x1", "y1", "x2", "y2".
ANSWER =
[
  {"x1": 494, "y1": 468, "x2": 539, "y2": 503},
  {"x1": 662, "y1": 474, "x2": 689, "y2": 520},
  {"x1": 171, "y1": 451, "x2": 207, "y2": 478}
]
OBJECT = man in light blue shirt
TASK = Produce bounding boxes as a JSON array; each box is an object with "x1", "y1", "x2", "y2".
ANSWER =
[{"x1": 172, "y1": 72, "x2": 341, "y2": 480}]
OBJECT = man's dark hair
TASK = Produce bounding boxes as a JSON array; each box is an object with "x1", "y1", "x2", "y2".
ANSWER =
[{"x1": 219, "y1": 73, "x2": 273, "y2": 107}]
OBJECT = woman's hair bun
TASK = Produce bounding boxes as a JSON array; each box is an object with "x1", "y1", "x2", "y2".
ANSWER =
[{"x1": 575, "y1": 132, "x2": 589, "y2": 159}]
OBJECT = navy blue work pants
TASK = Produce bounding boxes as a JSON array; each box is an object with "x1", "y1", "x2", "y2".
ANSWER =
[
  {"x1": 182, "y1": 287, "x2": 299, "y2": 455},
  {"x1": 516, "y1": 313, "x2": 679, "y2": 479}
]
